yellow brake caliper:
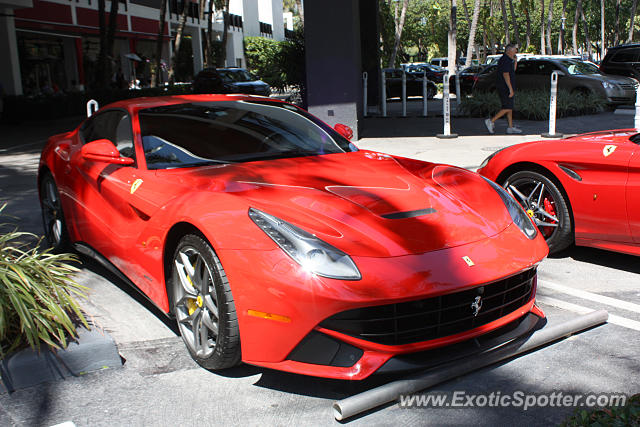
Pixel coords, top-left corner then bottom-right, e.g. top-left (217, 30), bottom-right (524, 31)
top-left (185, 274), bottom-right (200, 315)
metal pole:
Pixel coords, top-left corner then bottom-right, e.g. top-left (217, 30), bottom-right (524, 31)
top-left (333, 310), bottom-right (608, 421)
top-left (86, 100), bottom-right (99, 118)
top-left (401, 69), bottom-right (407, 117)
top-left (542, 70), bottom-right (563, 138)
top-left (363, 72), bottom-right (368, 118)
top-left (422, 70), bottom-right (428, 117)
top-left (381, 70), bottom-right (387, 118)
top-left (635, 82), bottom-right (640, 130)
top-left (437, 71), bottom-right (458, 138)
top-left (455, 73), bottom-right (461, 107)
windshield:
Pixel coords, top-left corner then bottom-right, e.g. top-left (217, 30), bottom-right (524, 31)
top-left (218, 69), bottom-right (255, 82)
top-left (560, 60), bottom-right (602, 75)
top-left (138, 101), bottom-right (357, 169)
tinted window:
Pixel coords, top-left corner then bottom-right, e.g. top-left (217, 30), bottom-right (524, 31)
top-left (561, 60), bottom-right (602, 75)
top-left (612, 48), bottom-right (640, 63)
top-left (138, 101), bottom-right (357, 170)
top-left (80, 110), bottom-right (135, 160)
top-left (515, 61), bottom-right (536, 74)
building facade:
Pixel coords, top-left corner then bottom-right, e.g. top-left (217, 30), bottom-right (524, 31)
top-left (0, 0), bottom-right (285, 96)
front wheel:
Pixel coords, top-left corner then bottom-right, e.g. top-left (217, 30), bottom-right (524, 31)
top-left (39, 173), bottom-right (70, 252)
top-left (171, 234), bottom-right (241, 370)
top-left (503, 171), bottom-right (573, 254)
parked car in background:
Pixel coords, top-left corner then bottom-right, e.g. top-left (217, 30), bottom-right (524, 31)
top-left (383, 68), bottom-right (437, 99)
top-left (193, 67), bottom-right (271, 96)
top-left (449, 65), bottom-right (484, 94)
top-left (430, 57), bottom-right (449, 68)
top-left (473, 57), bottom-right (638, 104)
top-left (600, 43), bottom-right (640, 80)
top-left (405, 63), bottom-right (446, 82)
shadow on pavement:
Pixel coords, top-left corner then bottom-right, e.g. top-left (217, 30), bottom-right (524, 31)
top-left (549, 245), bottom-right (640, 275)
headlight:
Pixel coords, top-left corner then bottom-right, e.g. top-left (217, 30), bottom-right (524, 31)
top-left (482, 177), bottom-right (538, 240)
top-left (478, 146), bottom-right (507, 170)
top-left (248, 208), bottom-right (362, 280)
top-left (602, 81), bottom-right (617, 90)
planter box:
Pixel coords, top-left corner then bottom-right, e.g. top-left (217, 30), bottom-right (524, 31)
top-left (0, 327), bottom-right (122, 393)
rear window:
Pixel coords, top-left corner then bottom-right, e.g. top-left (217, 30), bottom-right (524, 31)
top-left (611, 48), bottom-right (640, 63)
top-left (138, 101), bottom-right (357, 170)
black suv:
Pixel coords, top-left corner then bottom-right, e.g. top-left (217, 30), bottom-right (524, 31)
top-left (193, 68), bottom-right (271, 96)
top-left (600, 44), bottom-right (640, 80)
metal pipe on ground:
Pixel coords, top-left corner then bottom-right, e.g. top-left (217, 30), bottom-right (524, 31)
top-left (333, 310), bottom-right (608, 421)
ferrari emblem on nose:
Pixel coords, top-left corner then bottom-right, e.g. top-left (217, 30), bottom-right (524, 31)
top-left (462, 256), bottom-right (475, 267)
top-left (603, 145), bottom-right (617, 157)
top-left (471, 296), bottom-right (483, 317)
top-left (130, 178), bottom-right (143, 194)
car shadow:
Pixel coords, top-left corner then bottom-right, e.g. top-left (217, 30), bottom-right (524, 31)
top-left (549, 245), bottom-right (640, 275)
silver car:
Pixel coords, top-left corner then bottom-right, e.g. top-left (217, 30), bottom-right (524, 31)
top-left (474, 58), bottom-right (638, 104)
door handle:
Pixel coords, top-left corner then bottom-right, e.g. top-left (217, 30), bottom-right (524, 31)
top-left (55, 143), bottom-right (71, 161)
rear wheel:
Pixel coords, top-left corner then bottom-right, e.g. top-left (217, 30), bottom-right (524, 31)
top-left (39, 173), bottom-right (70, 252)
top-left (170, 234), bottom-right (241, 370)
top-left (503, 171), bottom-right (573, 254)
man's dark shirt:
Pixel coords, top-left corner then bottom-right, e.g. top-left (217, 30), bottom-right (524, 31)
top-left (496, 54), bottom-right (515, 93)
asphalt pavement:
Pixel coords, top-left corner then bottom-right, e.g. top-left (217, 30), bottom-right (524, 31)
top-left (0, 107), bottom-right (639, 426)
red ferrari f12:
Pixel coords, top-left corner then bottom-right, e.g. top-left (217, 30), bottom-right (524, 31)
top-left (39, 95), bottom-right (547, 379)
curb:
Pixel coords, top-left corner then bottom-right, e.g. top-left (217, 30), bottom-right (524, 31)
top-left (0, 327), bottom-right (122, 393)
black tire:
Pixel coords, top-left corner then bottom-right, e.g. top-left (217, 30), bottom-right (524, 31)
top-left (39, 172), bottom-right (70, 252)
top-left (170, 234), bottom-right (241, 370)
top-left (427, 84), bottom-right (437, 99)
top-left (503, 171), bottom-right (573, 254)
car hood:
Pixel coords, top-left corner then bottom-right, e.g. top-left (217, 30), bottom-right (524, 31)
top-left (191, 151), bottom-right (513, 257)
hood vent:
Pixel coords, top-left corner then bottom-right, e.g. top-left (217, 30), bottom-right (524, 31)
top-left (381, 208), bottom-right (437, 219)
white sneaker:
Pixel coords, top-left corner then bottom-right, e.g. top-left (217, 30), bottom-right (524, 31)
top-left (507, 126), bottom-right (523, 134)
top-left (485, 119), bottom-right (495, 134)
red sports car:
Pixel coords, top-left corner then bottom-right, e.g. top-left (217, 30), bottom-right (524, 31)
top-left (39, 95), bottom-right (547, 380)
top-left (478, 129), bottom-right (640, 255)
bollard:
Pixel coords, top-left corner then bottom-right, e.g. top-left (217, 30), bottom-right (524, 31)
top-left (542, 71), bottom-right (563, 138)
top-left (422, 70), bottom-right (428, 117)
top-left (381, 70), bottom-right (387, 118)
top-left (401, 69), bottom-right (407, 117)
top-left (363, 72), bottom-right (368, 118)
top-left (86, 99), bottom-right (99, 118)
top-left (437, 71), bottom-right (458, 138)
top-left (635, 82), bottom-right (640, 130)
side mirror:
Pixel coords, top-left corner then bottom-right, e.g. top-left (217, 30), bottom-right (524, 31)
top-left (81, 139), bottom-right (134, 165)
top-left (334, 123), bottom-right (353, 141)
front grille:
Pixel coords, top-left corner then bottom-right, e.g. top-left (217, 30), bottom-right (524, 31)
top-left (319, 268), bottom-right (536, 346)
top-left (618, 83), bottom-right (638, 90)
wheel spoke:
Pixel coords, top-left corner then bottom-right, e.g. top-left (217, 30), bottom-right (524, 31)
top-left (179, 306), bottom-right (201, 326)
top-left (536, 208), bottom-right (559, 223)
top-left (46, 182), bottom-right (58, 204)
top-left (179, 251), bottom-right (195, 277)
top-left (201, 310), bottom-right (218, 336)
top-left (527, 181), bottom-right (541, 203)
top-left (507, 185), bottom-right (528, 204)
top-left (536, 183), bottom-right (545, 207)
top-left (204, 295), bottom-right (218, 319)
top-left (534, 219), bottom-right (559, 227)
top-left (175, 259), bottom-right (198, 295)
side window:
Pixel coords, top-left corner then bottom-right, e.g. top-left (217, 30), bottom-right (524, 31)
top-left (612, 48), bottom-right (640, 63)
top-left (515, 61), bottom-right (534, 74)
top-left (80, 110), bottom-right (135, 161)
top-left (537, 61), bottom-right (558, 75)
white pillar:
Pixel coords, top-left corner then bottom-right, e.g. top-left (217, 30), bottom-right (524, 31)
top-left (0, 8), bottom-right (23, 95)
top-left (271, 0), bottom-right (285, 41)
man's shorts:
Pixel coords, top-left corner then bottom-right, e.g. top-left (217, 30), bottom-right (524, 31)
top-left (498, 87), bottom-right (514, 110)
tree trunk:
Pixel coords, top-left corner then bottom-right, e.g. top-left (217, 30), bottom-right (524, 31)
top-left (546, 0), bottom-right (554, 55)
top-left (500, 0), bottom-right (509, 45)
top-left (578, 0), bottom-right (592, 59)
top-left (465, 0), bottom-right (481, 67)
top-left (524, 1), bottom-right (532, 48)
top-left (206, 0), bottom-right (214, 66)
top-left (600, 0), bottom-right (605, 60)
top-left (97, 0), bottom-right (107, 88)
top-left (152, 0), bottom-right (168, 87)
top-left (169, 0), bottom-right (189, 84)
top-left (295, 0), bottom-right (303, 25)
top-left (448, 0), bottom-right (458, 76)
top-left (508, 0), bottom-right (521, 48)
top-left (388, 0), bottom-right (408, 67)
top-left (628, 0), bottom-right (639, 43)
top-left (540, 0), bottom-right (545, 54)
top-left (572, 0), bottom-right (580, 54)
top-left (614, 0), bottom-right (620, 46)
top-left (217, 0), bottom-right (230, 67)
top-left (557, 0), bottom-right (566, 55)
top-left (461, 0), bottom-right (470, 23)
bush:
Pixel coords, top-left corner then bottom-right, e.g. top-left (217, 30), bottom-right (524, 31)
top-left (458, 89), bottom-right (608, 120)
top-left (0, 207), bottom-right (88, 357)
top-left (561, 393), bottom-right (640, 426)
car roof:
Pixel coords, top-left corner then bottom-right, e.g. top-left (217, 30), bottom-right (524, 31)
top-left (96, 94), bottom-right (280, 113)
top-left (607, 43), bottom-right (640, 51)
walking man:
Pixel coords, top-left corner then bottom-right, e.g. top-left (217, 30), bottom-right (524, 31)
top-left (485, 44), bottom-right (522, 134)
